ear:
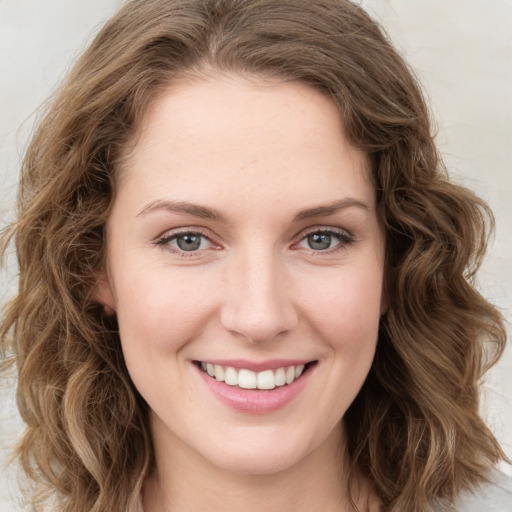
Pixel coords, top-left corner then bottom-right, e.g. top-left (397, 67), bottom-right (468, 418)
top-left (95, 266), bottom-right (116, 315)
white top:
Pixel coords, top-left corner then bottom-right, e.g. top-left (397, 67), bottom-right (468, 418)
top-left (455, 470), bottom-right (512, 511)
top-left (136, 470), bottom-right (512, 511)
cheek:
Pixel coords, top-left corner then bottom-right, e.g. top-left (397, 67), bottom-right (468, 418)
top-left (111, 269), bottom-right (220, 409)
top-left (113, 266), bottom-right (218, 356)
top-left (291, 266), bottom-right (383, 434)
top-left (301, 265), bottom-right (383, 348)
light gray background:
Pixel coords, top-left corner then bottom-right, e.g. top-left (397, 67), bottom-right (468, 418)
top-left (1, 1), bottom-right (511, 510)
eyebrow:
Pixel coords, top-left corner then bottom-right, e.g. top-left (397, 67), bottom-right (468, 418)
top-left (137, 200), bottom-right (229, 222)
top-left (292, 198), bottom-right (369, 221)
top-left (137, 197), bottom-right (368, 222)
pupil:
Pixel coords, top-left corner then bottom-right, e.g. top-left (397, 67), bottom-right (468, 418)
top-left (177, 234), bottom-right (201, 251)
top-left (308, 233), bottom-right (331, 250)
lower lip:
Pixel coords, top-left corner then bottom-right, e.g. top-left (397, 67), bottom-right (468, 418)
top-left (194, 364), bottom-right (314, 414)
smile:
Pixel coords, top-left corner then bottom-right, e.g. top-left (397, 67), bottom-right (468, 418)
top-left (194, 359), bottom-right (318, 413)
top-left (196, 361), bottom-right (316, 390)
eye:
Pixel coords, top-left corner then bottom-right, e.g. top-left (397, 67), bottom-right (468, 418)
top-left (296, 229), bottom-right (353, 252)
top-left (156, 230), bottom-right (216, 253)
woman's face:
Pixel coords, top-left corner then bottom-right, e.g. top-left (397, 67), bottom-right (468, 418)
top-left (98, 75), bottom-right (386, 475)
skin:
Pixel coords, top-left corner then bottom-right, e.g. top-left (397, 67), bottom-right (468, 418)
top-left (97, 74), bottom-right (385, 512)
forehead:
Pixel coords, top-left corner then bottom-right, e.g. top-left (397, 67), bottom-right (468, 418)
top-left (117, 74), bottom-right (374, 212)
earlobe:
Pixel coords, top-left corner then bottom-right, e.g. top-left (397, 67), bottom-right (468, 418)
top-left (94, 267), bottom-right (116, 315)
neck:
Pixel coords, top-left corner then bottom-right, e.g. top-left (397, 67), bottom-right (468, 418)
top-left (142, 420), bottom-right (377, 512)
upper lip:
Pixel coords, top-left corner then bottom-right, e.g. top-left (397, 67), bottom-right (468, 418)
top-left (194, 359), bottom-right (316, 372)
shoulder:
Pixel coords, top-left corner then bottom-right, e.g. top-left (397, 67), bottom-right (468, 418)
top-left (454, 470), bottom-right (512, 512)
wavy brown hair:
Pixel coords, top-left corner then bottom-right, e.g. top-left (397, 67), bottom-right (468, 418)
top-left (1, 0), bottom-right (507, 511)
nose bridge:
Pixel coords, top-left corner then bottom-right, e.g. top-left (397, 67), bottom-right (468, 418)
top-left (221, 243), bottom-right (297, 343)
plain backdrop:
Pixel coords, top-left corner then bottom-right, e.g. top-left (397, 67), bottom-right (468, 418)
top-left (1, 1), bottom-right (511, 510)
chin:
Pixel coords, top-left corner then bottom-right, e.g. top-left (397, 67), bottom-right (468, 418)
top-left (197, 424), bottom-right (334, 477)
top-left (209, 447), bottom-right (309, 476)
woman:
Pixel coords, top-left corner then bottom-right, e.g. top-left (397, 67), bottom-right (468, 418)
top-left (1, 0), bottom-right (511, 511)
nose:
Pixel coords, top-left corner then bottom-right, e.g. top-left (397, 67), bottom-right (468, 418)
top-left (220, 246), bottom-right (298, 344)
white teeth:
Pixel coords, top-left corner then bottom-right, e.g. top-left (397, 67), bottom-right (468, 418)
top-left (257, 369), bottom-right (276, 390)
top-left (285, 366), bottom-right (295, 385)
top-left (274, 367), bottom-right (286, 387)
top-left (200, 362), bottom-right (312, 389)
top-left (238, 369), bottom-right (257, 389)
top-left (224, 366), bottom-right (238, 386)
top-left (214, 365), bottom-right (224, 382)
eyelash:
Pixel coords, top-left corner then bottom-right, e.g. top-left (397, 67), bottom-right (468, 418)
top-left (154, 226), bottom-right (354, 257)
top-left (155, 228), bottom-right (219, 258)
top-left (293, 227), bottom-right (355, 254)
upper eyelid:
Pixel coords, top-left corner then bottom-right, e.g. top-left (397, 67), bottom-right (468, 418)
top-left (293, 225), bottom-right (353, 241)
top-left (300, 226), bottom-right (351, 235)
top-left (156, 226), bottom-right (216, 242)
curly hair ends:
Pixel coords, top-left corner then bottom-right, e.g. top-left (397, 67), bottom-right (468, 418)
top-left (0, 0), bottom-right (507, 511)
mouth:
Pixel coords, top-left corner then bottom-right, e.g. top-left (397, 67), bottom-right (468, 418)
top-left (194, 360), bottom-right (318, 391)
